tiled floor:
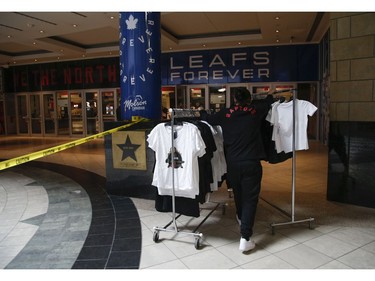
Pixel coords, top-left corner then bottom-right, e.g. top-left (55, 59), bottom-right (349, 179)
top-left (1, 136), bottom-right (375, 273)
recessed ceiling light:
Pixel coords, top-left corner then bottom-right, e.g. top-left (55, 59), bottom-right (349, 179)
top-left (276, 30), bottom-right (280, 33)
top-left (73, 24), bottom-right (78, 28)
top-left (275, 16), bottom-right (280, 20)
top-left (7, 35), bottom-right (12, 38)
top-left (39, 30), bottom-right (44, 34)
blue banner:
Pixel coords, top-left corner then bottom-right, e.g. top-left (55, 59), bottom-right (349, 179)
top-left (161, 44), bottom-right (318, 85)
top-left (119, 12), bottom-right (161, 120)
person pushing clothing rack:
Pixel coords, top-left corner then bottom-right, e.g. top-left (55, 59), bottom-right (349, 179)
top-left (200, 88), bottom-right (273, 253)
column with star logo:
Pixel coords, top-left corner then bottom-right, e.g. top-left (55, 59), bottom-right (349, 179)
top-left (119, 12), bottom-right (161, 121)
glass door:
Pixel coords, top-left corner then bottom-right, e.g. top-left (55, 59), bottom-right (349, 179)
top-left (116, 88), bottom-right (121, 121)
top-left (43, 93), bottom-right (57, 135)
top-left (176, 85), bottom-right (187, 109)
top-left (57, 91), bottom-right (69, 135)
top-left (187, 85), bottom-right (207, 109)
top-left (101, 90), bottom-right (115, 124)
top-left (85, 91), bottom-right (98, 135)
top-left (16, 94), bottom-right (29, 134)
top-left (209, 85), bottom-right (226, 113)
top-left (161, 86), bottom-right (175, 120)
top-left (70, 92), bottom-right (83, 136)
top-left (0, 100), bottom-right (4, 135)
top-left (30, 94), bottom-right (41, 135)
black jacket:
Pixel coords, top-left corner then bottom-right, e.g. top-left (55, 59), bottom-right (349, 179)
top-left (201, 95), bottom-right (273, 164)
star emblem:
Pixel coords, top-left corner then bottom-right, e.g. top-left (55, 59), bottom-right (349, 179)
top-left (117, 135), bottom-right (141, 161)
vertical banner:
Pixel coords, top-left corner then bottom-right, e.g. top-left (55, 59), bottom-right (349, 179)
top-left (119, 12), bottom-right (161, 121)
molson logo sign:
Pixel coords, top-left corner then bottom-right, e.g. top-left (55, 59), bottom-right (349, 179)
top-left (123, 94), bottom-right (147, 112)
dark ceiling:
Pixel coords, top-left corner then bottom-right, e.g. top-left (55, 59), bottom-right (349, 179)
top-left (0, 12), bottom-right (330, 67)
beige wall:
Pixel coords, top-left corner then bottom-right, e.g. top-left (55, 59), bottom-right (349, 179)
top-left (330, 12), bottom-right (375, 121)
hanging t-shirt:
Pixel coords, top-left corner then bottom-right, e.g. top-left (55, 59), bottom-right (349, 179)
top-left (147, 122), bottom-right (206, 199)
top-left (268, 99), bottom-right (317, 153)
top-left (264, 101), bottom-right (293, 163)
top-left (200, 122), bottom-right (227, 191)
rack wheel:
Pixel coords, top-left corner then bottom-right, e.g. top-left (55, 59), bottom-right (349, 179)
top-left (153, 230), bottom-right (159, 242)
top-left (221, 204), bottom-right (226, 215)
top-left (309, 220), bottom-right (314, 230)
top-left (194, 237), bottom-right (200, 249)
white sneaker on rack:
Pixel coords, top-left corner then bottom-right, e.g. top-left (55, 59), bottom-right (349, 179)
top-left (239, 237), bottom-right (255, 252)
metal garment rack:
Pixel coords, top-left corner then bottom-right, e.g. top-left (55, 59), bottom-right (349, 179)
top-left (152, 108), bottom-right (225, 249)
top-left (269, 89), bottom-right (315, 234)
top-left (254, 89), bottom-right (315, 234)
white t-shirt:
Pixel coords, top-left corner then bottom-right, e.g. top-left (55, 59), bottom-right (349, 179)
top-left (147, 122), bottom-right (206, 199)
top-left (267, 99), bottom-right (317, 153)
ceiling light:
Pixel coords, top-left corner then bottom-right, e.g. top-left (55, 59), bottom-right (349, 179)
top-left (275, 16), bottom-right (280, 20)
top-left (218, 87), bottom-right (226, 92)
top-left (276, 30), bottom-right (280, 33)
top-left (39, 30), bottom-right (44, 34)
top-left (73, 24), bottom-right (78, 28)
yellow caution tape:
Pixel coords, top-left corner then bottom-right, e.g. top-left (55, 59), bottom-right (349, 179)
top-left (0, 117), bottom-right (149, 171)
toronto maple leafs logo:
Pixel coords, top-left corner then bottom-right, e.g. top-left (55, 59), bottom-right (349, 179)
top-left (165, 147), bottom-right (184, 169)
top-left (126, 15), bottom-right (138, 30)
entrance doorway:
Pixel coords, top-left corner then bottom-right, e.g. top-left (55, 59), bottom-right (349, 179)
top-left (85, 91), bottom-right (98, 135)
top-left (43, 93), bottom-right (57, 135)
top-left (15, 93), bottom-right (42, 135)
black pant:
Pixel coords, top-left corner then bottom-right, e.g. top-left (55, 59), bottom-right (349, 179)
top-left (226, 160), bottom-right (262, 240)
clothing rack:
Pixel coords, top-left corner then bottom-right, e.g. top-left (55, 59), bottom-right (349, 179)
top-left (269, 89), bottom-right (315, 234)
top-left (152, 108), bottom-right (226, 249)
top-left (255, 89), bottom-right (314, 234)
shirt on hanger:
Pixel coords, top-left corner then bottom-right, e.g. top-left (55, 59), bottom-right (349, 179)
top-left (147, 122), bottom-right (206, 199)
top-left (267, 99), bottom-right (317, 153)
